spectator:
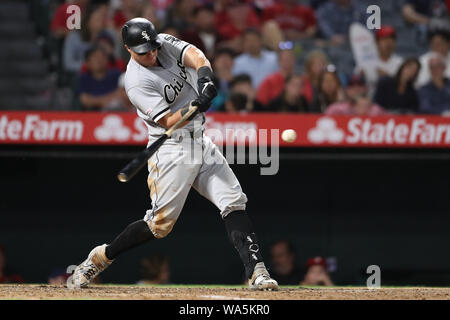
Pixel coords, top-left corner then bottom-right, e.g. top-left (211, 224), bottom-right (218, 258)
top-left (403, 0), bottom-right (450, 45)
top-left (358, 26), bottom-right (404, 97)
top-left (161, 25), bottom-right (181, 38)
top-left (181, 5), bottom-right (217, 58)
top-left (63, 3), bottom-right (112, 73)
top-left (300, 257), bottom-right (334, 286)
top-left (141, 1), bottom-right (161, 31)
top-left (416, 31), bottom-right (450, 87)
top-left (374, 58), bottom-right (421, 114)
top-left (269, 240), bottom-right (303, 285)
top-left (228, 74), bottom-right (262, 112)
top-left (301, 50), bottom-right (330, 104)
top-left (0, 244), bottom-right (24, 284)
top-left (256, 44), bottom-right (296, 107)
top-left (113, 0), bottom-right (150, 32)
top-left (402, 0), bottom-right (449, 25)
top-left (418, 53), bottom-right (450, 114)
top-left (316, 0), bottom-right (365, 46)
top-left (48, 268), bottom-right (70, 285)
top-left (261, 0), bottom-right (317, 40)
top-left (165, 0), bottom-right (198, 32)
top-left (267, 74), bottom-right (309, 112)
top-left (81, 31), bottom-right (127, 73)
top-left (137, 254), bottom-right (170, 285)
top-left (214, 0), bottom-right (261, 51)
top-left (78, 46), bottom-right (126, 111)
top-left (325, 74), bottom-right (386, 115)
top-left (50, 0), bottom-right (90, 38)
top-left (211, 48), bottom-right (235, 111)
top-left (252, 0), bottom-right (276, 11)
top-left (310, 70), bottom-right (345, 113)
top-left (309, 0), bottom-right (329, 10)
top-left (232, 28), bottom-right (279, 89)
top-left (224, 92), bottom-right (248, 113)
top-left (149, 0), bottom-right (175, 23)
top-left (375, 26), bottom-right (404, 80)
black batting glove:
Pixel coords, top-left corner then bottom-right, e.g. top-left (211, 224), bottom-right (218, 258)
top-left (193, 66), bottom-right (218, 112)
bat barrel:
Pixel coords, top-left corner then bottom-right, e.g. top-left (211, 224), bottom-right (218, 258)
top-left (116, 134), bottom-right (169, 183)
top-left (117, 156), bottom-right (148, 183)
top-left (117, 172), bottom-right (130, 183)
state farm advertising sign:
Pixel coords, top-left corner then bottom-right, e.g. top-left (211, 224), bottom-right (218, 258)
top-left (1, 112), bottom-right (450, 148)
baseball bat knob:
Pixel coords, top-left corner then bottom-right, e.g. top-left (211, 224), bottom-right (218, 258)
top-left (117, 173), bottom-right (129, 183)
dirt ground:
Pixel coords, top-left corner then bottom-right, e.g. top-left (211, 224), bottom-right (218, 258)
top-left (0, 284), bottom-right (449, 300)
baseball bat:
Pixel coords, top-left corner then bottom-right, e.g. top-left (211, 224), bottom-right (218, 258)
top-left (117, 102), bottom-right (198, 183)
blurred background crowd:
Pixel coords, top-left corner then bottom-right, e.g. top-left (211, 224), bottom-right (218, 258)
top-left (1, 0), bottom-right (449, 115)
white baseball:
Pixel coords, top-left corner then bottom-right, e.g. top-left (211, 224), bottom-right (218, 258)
top-left (281, 129), bottom-right (297, 143)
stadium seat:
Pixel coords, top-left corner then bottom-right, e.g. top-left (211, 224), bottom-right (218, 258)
top-left (0, 2), bottom-right (29, 21)
top-left (0, 22), bottom-right (35, 40)
top-left (0, 61), bottom-right (48, 78)
top-left (0, 0), bottom-right (52, 110)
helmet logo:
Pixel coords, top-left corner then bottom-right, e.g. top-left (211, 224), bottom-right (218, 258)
top-left (141, 31), bottom-right (151, 41)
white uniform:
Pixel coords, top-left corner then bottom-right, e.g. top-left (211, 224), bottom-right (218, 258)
top-left (124, 34), bottom-right (247, 239)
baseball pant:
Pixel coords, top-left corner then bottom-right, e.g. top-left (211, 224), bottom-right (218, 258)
top-left (143, 131), bottom-right (248, 238)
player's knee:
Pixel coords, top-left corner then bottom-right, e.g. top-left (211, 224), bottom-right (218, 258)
top-left (146, 215), bottom-right (177, 239)
top-left (221, 193), bottom-right (248, 218)
top-left (149, 220), bottom-right (176, 238)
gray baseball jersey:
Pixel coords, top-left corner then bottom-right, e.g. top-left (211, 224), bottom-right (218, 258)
top-left (124, 33), bottom-right (205, 139)
top-left (123, 34), bottom-right (247, 239)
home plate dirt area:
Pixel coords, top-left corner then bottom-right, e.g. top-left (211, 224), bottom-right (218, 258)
top-left (0, 285), bottom-right (449, 300)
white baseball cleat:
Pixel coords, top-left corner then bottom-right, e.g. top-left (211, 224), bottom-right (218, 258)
top-left (67, 244), bottom-right (113, 289)
top-left (249, 262), bottom-right (279, 291)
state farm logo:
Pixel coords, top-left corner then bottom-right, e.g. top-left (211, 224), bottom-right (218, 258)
top-left (94, 115), bottom-right (131, 142)
top-left (0, 114), bottom-right (83, 141)
top-left (308, 117), bottom-right (345, 144)
top-left (307, 117), bottom-right (450, 145)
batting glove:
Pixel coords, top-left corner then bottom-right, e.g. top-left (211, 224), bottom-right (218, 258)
top-left (193, 66), bottom-right (217, 112)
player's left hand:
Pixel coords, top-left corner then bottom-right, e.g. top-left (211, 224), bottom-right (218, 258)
top-left (194, 67), bottom-right (218, 112)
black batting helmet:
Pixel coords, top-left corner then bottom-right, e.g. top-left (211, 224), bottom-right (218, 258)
top-left (122, 18), bottom-right (162, 54)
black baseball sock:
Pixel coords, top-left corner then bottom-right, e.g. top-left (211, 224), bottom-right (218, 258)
top-left (105, 220), bottom-right (155, 260)
top-left (224, 210), bottom-right (264, 280)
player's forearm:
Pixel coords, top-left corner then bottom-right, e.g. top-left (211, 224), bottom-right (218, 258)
top-left (80, 93), bottom-right (103, 109)
top-left (183, 46), bottom-right (212, 72)
top-left (166, 109), bottom-right (185, 127)
top-left (157, 109), bottom-right (189, 129)
top-left (402, 5), bottom-right (429, 24)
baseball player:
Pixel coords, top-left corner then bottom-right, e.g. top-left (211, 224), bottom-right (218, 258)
top-left (69, 18), bottom-right (278, 290)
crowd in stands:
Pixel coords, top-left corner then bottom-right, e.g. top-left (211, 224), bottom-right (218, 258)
top-left (266, 239), bottom-right (335, 286)
top-left (25, 0), bottom-right (450, 115)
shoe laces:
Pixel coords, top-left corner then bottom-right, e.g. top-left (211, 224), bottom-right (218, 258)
top-left (81, 263), bottom-right (99, 280)
top-left (256, 272), bottom-right (272, 282)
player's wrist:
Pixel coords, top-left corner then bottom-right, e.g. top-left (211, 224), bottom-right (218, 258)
top-left (180, 106), bottom-right (198, 121)
top-left (196, 66), bottom-right (217, 113)
top-left (197, 66), bottom-right (213, 80)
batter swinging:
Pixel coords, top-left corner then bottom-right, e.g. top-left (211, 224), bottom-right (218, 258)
top-left (69, 18), bottom-right (278, 291)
